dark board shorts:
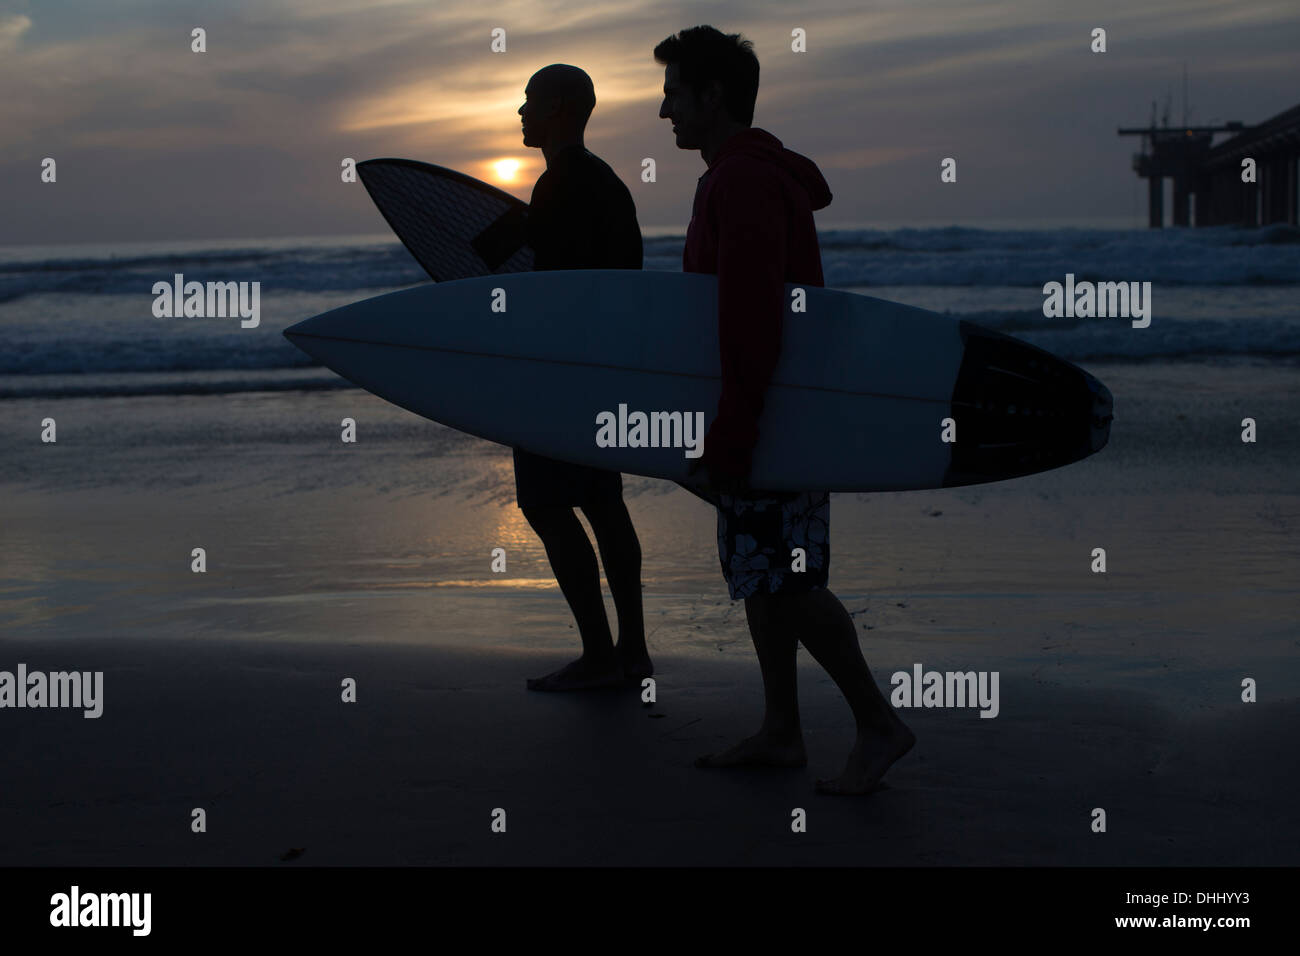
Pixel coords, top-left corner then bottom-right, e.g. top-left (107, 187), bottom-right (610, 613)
top-left (715, 490), bottom-right (830, 600)
top-left (513, 447), bottom-right (624, 510)
top-left (680, 484), bottom-right (831, 600)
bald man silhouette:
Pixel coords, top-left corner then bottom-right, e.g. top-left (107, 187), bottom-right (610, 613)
top-left (514, 65), bottom-right (650, 691)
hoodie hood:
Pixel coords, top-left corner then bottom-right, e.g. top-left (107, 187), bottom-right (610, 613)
top-left (710, 127), bottom-right (833, 211)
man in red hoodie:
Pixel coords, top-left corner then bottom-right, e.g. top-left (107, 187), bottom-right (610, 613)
top-left (655, 26), bottom-right (914, 794)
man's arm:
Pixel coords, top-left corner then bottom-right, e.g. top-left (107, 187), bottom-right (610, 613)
top-left (706, 162), bottom-right (788, 482)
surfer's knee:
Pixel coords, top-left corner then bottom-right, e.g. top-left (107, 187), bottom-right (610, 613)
top-left (580, 496), bottom-right (633, 531)
top-left (521, 504), bottom-right (577, 536)
top-left (747, 588), bottom-right (818, 632)
top-left (743, 591), bottom-right (781, 628)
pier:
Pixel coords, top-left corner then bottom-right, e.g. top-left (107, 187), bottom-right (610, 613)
top-left (1119, 102), bottom-right (1300, 227)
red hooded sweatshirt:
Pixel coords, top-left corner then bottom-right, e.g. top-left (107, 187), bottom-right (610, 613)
top-left (683, 127), bottom-right (832, 481)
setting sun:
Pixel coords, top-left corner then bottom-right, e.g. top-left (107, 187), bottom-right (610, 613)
top-left (492, 158), bottom-right (522, 183)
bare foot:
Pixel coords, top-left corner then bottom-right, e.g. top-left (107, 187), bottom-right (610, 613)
top-left (526, 657), bottom-right (624, 692)
top-left (815, 719), bottom-right (916, 795)
top-left (616, 642), bottom-right (653, 682)
top-left (695, 731), bottom-right (807, 769)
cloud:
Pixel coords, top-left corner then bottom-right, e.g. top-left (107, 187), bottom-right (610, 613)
top-left (2, 0), bottom-right (1297, 242)
top-left (816, 146), bottom-right (930, 170)
top-left (0, 14), bottom-right (31, 51)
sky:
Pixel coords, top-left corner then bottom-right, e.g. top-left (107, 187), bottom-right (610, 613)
top-left (2, 0), bottom-right (1298, 244)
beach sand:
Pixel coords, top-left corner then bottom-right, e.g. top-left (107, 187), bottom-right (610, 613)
top-left (1, 359), bottom-right (1297, 865)
top-left (2, 635), bottom-right (1296, 866)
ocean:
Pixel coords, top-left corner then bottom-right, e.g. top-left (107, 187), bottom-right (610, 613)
top-left (1, 225), bottom-right (1297, 708)
top-left (1, 224), bottom-right (1298, 403)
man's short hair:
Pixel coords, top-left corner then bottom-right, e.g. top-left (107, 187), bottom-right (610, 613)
top-left (567, 74), bottom-right (596, 124)
top-left (535, 64), bottom-right (595, 124)
top-left (653, 25), bottom-right (759, 125)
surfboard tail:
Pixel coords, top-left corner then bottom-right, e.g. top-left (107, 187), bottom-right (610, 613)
top-left (942, 323), bottom-right (1114, 488)
top-left (1087, 374), bottom-right (1114, 454)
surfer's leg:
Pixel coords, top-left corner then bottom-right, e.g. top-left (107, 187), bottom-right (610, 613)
top-left (695, 590), bottom-right (807, 768)
top-left (695, 494), bottom-right (807, 769)
top-left (520, 504), bottom-right (623, 691)
top-left (787, 588), bottom-right (915, 794)
top-left (581, 495), bottom-right (651, 680)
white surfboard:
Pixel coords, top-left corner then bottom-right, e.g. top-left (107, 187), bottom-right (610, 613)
top-left (284, 270), bottom-right (1112, 492)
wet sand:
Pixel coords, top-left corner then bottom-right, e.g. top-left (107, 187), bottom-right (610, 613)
top-left (1, 359), bottom-right (1297, 864)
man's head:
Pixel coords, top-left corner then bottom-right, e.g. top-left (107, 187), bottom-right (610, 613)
top-left (655, 26), bottom-right (758, 150)
top-left (519, 64), bottom-right (596, 148)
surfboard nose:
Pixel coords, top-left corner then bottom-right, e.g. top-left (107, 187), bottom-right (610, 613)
top-left (1087, 374), bottom-right (1113, 453)
top-left (283, 314), bottom-right (333, 362)
top-left (283, 307), bottom-right (356, 355)
top-left (283, 316), bottom-right (313, 342)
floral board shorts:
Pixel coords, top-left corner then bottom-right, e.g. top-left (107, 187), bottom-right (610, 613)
top-left (713, 490), bottom-right (830, 600)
